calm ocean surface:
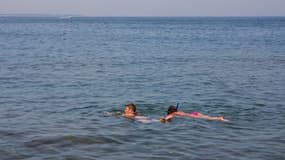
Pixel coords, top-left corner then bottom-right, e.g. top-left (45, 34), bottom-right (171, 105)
top-left (0, 17), bottom-right (285, 160)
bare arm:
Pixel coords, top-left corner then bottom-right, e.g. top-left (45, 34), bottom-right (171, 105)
top-left (197, 114), bottom-right (225, 121)
top-left (160, 114), bottom-right (174, 122)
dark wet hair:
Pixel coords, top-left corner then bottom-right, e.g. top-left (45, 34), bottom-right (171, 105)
top-left (167, 105), bottom-right (177, 115)
top-left (125, 103), bottom-right (136, 112)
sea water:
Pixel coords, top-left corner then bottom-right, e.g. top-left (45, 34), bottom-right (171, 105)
top-left (0, 17), bottom-right (285, 160)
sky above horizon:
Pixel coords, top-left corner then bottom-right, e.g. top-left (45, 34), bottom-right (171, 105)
top-left (1, 0), bottom-right (285, 17)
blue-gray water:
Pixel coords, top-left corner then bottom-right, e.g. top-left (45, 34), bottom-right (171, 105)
top-left (0, 17), bottom-right (285, 160)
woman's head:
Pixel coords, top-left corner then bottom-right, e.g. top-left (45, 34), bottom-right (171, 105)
top-left (167, 105), bottom-right (177, 115)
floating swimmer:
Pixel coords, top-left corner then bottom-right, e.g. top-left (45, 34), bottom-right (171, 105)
top-left (160, 105), bottom-right (226, 122)
top-left (122, 103), bottom-right (158, 123)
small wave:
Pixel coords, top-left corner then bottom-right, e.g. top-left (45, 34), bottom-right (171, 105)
top-left (64, 105), bottom-right (98, 113)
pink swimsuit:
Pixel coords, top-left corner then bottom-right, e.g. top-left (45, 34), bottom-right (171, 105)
top-left (190, 112), bottom-right (199, 116)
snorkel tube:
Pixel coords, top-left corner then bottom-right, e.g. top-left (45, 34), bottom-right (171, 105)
top-left (176, 103), bottom-right (180, 110)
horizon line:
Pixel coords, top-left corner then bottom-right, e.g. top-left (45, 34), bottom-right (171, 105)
top-left (1, 14), bottom-right (285, 18)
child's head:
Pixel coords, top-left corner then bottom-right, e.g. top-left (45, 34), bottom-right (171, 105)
top-left (167, 105), bottom-right (177, 115)
top-left (124, 103), bottom-right (137, 114)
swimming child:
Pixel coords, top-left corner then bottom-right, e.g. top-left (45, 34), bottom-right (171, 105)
top-left (160, 105), bottom-right (225, 122)
top-left (122, 103), bottom-right (137, 118)
top-left (122, 103), bottom-right (157, 123)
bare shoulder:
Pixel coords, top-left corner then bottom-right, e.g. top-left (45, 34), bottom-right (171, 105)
top-left (175, 111), bottom-right (187, 116)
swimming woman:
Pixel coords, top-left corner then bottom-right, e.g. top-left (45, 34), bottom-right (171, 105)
top-left (160, 105), bottom-right (225, 122)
